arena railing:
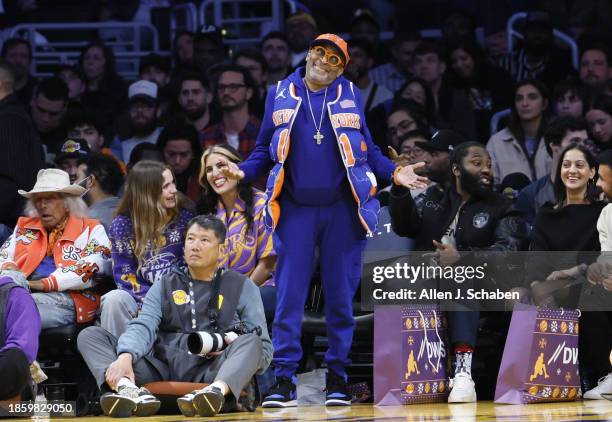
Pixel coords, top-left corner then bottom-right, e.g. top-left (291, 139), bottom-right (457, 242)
top-left (170, 2), bottom-right (199, 35)
top-left (506, 12), bottom-right (579, 70)
top-left (9, 22), bottom-right (164, 80)
top-left (198, 0), bottom-right (296, 48)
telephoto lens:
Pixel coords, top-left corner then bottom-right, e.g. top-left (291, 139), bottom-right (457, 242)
top-left (187, 331), bottom-right (228, 355)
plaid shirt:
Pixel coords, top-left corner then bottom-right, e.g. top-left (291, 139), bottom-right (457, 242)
top-left (201, 115), bottom-right (261, 159)
top-left (368, 63), bottom-right (407, 94)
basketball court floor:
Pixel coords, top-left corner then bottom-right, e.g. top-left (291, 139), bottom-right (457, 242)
top-left (63, 400), bottom-right (612, 421)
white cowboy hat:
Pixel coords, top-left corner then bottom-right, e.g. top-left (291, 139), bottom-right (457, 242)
top-left (18, 168), bottom-right (86, 198)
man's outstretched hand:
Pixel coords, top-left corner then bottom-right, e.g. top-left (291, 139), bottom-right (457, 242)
top-left (395, 162), bottom-right (429, 189)
top-left (220, 160), bottom-right (245, 180)
top-left (388, 146), bottom-right (411, 167)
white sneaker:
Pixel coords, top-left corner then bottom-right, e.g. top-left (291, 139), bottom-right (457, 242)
top-left (584, 373), bottom-right (612, 400)
top-left (447, 402), bottom-right (477, 421)
top-left (448, 373), bottom-right (477, 403)
top-left (176, 391), bottom-right (197, 417)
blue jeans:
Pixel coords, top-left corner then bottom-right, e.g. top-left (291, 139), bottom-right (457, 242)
top-left (0, 224), bottom-right (12, 246)
top-left (32, 292), bottom-right (75, 329)
top-left (259, 286), bottom-right (276, 323)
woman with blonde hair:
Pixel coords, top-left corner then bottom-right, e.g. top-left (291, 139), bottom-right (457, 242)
top-left (104, 161), bottom-right (194, 336)
top-left (197, 145), bottom-right (276, 319)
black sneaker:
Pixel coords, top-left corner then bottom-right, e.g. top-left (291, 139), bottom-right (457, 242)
top-left (325, 370), bottom-right (352, 406)
top-left (262, 376), bottom-right (297, 408)
top-left (100, 385), bottom-right (160, 418)
top-left (191, 385), bottom-right (225, 417)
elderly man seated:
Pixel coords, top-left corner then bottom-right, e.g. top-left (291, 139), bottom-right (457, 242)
top-left (77, 215), bottom-right (271, 418)
top-left (0, 168), bottom-right (112, 328)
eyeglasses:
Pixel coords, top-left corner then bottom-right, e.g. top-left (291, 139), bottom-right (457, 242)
top-left (309, 46), bottom-right (343, 67)
top-left (387, 119), bottom-right (416, 138)
top-left (567, 137), bottom-right (589, 144)
top-left (400, 146), bottom-right (426, 158)
top-left (217, 83), bottom-right (246, 93)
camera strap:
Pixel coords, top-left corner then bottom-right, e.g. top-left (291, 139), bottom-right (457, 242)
top-left (207, 268), bottom-right (223, 333)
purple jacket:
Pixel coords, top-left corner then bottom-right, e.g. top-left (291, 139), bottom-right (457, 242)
top-left (0, 276), bottom-right (40, 363)
top-left (108, 208), bottom-right (195, 305)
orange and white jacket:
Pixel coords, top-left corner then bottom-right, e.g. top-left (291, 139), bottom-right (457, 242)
top-left (0, 215), bottom-right (112, 323)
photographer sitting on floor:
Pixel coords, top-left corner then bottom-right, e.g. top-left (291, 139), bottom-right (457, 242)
top-left (77, 215), bottom-right (272, 418)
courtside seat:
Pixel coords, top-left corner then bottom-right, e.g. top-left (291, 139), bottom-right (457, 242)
top-left (37, 274), bottom-right (115, 415)
top-left (38, 324), bottom-right (86, 357)
top-left (37, 323), bottom-right (100, 415)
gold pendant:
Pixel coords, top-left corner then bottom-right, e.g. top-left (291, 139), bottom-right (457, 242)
top-left (314, 131), bottom-right (324, 145)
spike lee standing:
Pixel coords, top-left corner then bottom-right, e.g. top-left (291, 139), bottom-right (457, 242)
top-left (221, 34), bottom-right (428, 407)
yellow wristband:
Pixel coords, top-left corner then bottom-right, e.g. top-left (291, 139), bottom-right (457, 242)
top-left (392, 166), bottom-right (402, 186)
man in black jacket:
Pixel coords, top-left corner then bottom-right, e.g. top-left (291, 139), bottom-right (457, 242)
top-left (0, 61), bottom-right (44, 228)
top-left (390, 141), bottom-right (527, 403)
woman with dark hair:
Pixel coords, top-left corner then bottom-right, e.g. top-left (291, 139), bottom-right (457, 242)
top-left (173, 31), bottom-right (194, 69)
top-left (487, 79), bottom-right (551, 184)
top-left (447, 40), bottom-right (513, 142)
top-left (397, 77), bottom-right (437, 127)
top-left (78, 41), bottom-right (128, 127)
top-left (527, 143), bottom-right (603, 306)
top-left (197, 144), bottom-right (276, 319)
top-left (105, 161), bottom-right (194, 336)
top-left (586, 94), bottom-right (612, 148)
top-left (367, 82), bottom-right (433, 156)
top-left (551, 143), bottom-right (600, 206)
top-left (385, 99), bottom-right (430, 151)
top-left (157, 119), bottom-right (203, 202)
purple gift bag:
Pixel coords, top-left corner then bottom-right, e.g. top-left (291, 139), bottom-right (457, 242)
top-left (374, 305), bottom-right (449, 405)
top-left (495, 303), bottom-right (581, 404)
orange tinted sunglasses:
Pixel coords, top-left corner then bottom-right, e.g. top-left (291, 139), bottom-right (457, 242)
top-left (309, 46), bottom-right (343, 67)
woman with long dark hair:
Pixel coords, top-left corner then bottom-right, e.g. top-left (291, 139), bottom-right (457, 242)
top-left (396, 77), bottom-right (437, 126)
top-left (527, 143), bottom-right (603, 307)
top-left (78, 41), bottom-right (128, 127)
top-left (487, 79), bottom-right (551, 184)
top-left (173, 30), bottom-right (194, 69)
top-left (447, 40), bottom-right (513, 142)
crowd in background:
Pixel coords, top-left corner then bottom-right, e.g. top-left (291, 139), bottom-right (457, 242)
top-left (0, 0), bottom-right (611, 410)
